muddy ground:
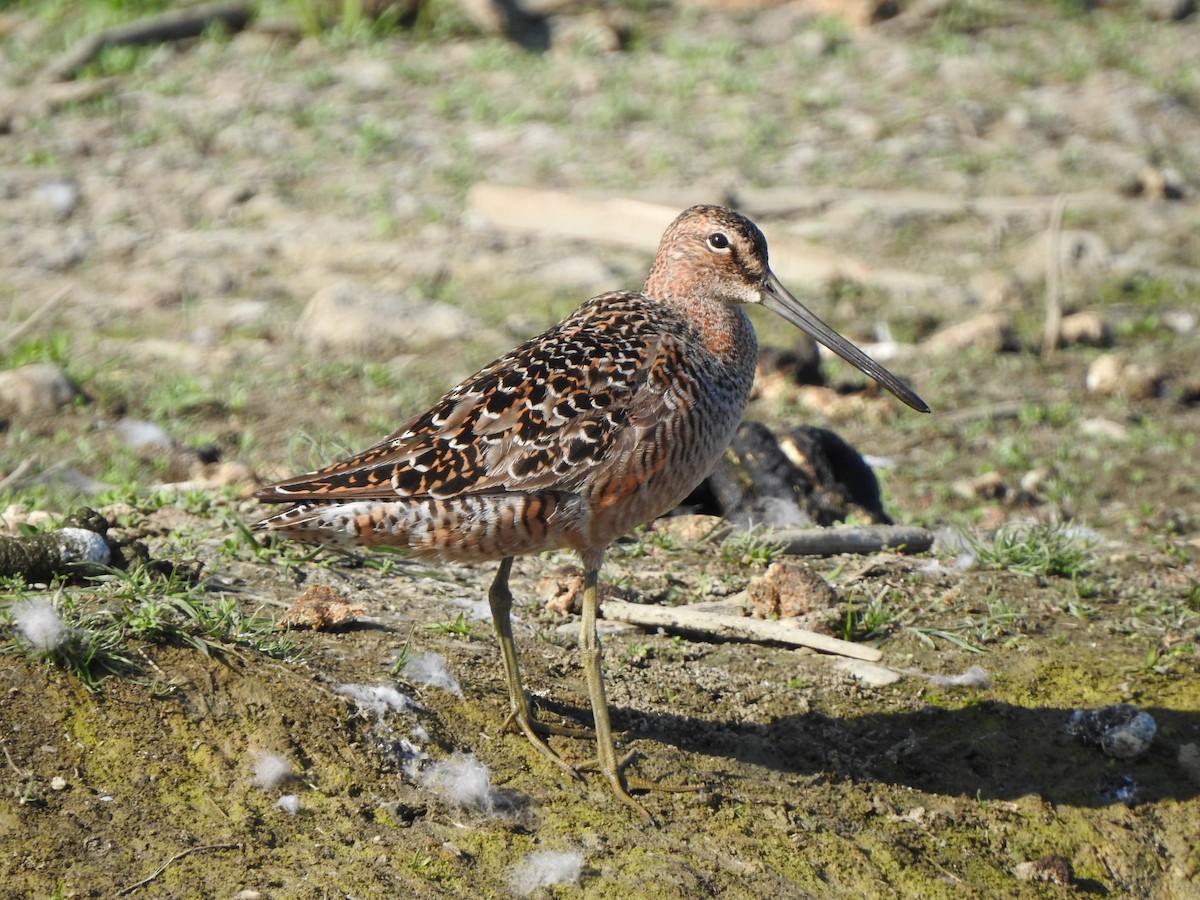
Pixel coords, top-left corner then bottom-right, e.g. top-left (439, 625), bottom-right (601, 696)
top-left (1, 1), bottom-right (1199, 897)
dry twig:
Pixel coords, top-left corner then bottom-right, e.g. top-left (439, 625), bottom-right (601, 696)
top-left (117, 843), bottom-right (240, 896)
top-left (0, 286), bottom-right (71, 352)
top-left (602, 600), bottom-right (883, 662)
top-left (1041, 193), bottom-right (1068, 359)
top-left (44, 1), bottom-right (253, 81)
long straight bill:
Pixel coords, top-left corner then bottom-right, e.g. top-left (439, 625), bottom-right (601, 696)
top-left (761, 270), bottom-right (930, 413)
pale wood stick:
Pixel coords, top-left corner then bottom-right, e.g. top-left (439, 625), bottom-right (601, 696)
top-left (602, 600), bottom-right (883, 662)
top-left (1041, 193), bottom-right (1067, 359)
top-left (0, 286), bottom-right (71, 352)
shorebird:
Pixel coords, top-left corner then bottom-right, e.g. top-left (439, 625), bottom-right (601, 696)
top-left (254, 205), bottom-right (928, 820)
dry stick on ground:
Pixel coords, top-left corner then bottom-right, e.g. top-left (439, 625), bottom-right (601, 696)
top-left (43, 0), bottom-right (253, 81)
top-left (1041, 193), bottom-right (1068, 359)
top-left (770, 525), bottom-right (933, 557)
top-left (602, 600), bottom-right (883, 662)
top-left (0, 458), bottom-right (35, 493)
top-left (117, 843), bottom-right (241, 897)
top-left (0, 286), bottom-right (71, 353)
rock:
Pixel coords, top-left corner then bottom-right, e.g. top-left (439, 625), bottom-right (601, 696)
top-left (1018, 467), bottom-right (1051, 501)
top-left (748, 560), bottom-right (838, 619)
top-left (0, 506), bottom-right (55, 535)
top-left (921, 313), bottom-right (1017, 354)
top-left (1162, 309), bottom-right (1198, 335)
top-left (1058, 311), bottom-right (1111, 347)
top-left (1122, 166), bottom-right (1186, 200)
top-left (968, 271), bottom-right (1023, 310)
top-left (1140, 0), bottom-right (1196, 20)
top-left (539, 566), bottom-right (634, 615)
top-left (0, 363), bottom-right (82, 416)
top-left (30, 177), bottom-right (80, 220)
top-left (1067, 704), bottom-right (1156, 759)
top-left (651, 514), bottom-right (730, 544)
top-left (1014, 855), bottom-right (1074, 886)
top-left (112, 419), bottom-right (175, 451)
top-left (1078, 417), bottom-right (1129, 442)
top-left (1014, 230), bottom-right (1111, 288)
top-left (294, 281), bottom-right (479, 355)
top-left (548, 12), bottom-right (625, 54)
top-left (450, 0), bottom-right (548, 48)
top-left (279, 584), bottom-right (367, 631)
top-left (1085, 353), bottom-right (1124, 395)
top-left (1085, 353), bottom-right (1163, 399)
top-left (952, 471), bottom-right (1006, 501)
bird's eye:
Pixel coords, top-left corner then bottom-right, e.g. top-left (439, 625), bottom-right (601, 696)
top-left (706, 232), bottom-right (730, 251)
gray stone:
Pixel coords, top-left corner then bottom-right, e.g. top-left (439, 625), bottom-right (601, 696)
top-left (294, 281), bottom-right (479, 355)
top-left (1014, 229), bottom-right (1112, 288)
top-left (0, 364), bottom-right (82, 416)
top-left (31, 178), bottom-right (80, 219)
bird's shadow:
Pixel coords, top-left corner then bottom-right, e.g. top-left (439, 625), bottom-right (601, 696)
top-left (606, 700), bottom-right (1200, 808)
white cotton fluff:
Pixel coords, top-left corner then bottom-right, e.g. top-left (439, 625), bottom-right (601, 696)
top-left (508, 850), bottom-right (585, 896)
top-left (927, 666), bottom-right (993, 690)
top-left (13, 599), bottom-right (67, 653)
top-left (336, 683), bottom-right (421, 717)
top-left (420, 753), bottom-right (501, 813)
top-left (922, 529), bottom-right (976, 573)
top-left (275, 794), bottom-right (300, 815)
top-left (403, 652), bottom-right (462, 696)
top-left (251, 753), bottom-right (294, 789)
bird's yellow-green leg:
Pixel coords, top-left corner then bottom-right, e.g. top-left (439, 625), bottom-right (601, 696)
top-left (488, 557), bottom-right (583, 780)
top-left (577, 558), bottom-right (659, 822)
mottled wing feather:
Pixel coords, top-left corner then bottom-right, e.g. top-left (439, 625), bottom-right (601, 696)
top-left (255, 292), bottom-right (684, 505)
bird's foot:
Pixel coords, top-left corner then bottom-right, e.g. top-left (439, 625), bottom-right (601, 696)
top-left (501, 707), bottom-right (585, 781)
top-left (577, 750), bottom-right (705, 825)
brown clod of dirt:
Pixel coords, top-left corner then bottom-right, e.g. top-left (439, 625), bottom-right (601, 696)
top-left (279, 584), bottom-right (366, 630)
top-left (748, 560), bottom-right (838, 619)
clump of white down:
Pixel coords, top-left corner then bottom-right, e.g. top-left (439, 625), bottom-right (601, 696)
top-left (402, 652), bottom-right (462, 696)
top-left (419, 752), bottom-right (505, 814)
top-left (336, 683), bottom-right (421, 717)
top-left (251, 753), bottom-right (295, 790)
top-left (13, 599), bottom-right (67, 653)
top-left (508, 850), bottom-right (585, 896)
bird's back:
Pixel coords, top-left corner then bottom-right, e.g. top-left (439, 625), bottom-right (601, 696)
top-left (254, 288), bottom-right (758, 561)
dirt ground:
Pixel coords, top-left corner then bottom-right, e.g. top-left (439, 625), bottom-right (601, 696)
top-left (2, 1), bottom-right (1199, 897)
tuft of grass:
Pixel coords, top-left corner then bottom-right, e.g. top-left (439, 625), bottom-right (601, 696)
top-left (967, 523), bottom-right (1096, 579)
top-left (421, 610), bottom-right (482, 640)
top-left (2, 565), bottom-right (296, 692)
top-left (719, 527), bottom-right (785, 567)
top-left (842, 587), bottom-right (897, 642)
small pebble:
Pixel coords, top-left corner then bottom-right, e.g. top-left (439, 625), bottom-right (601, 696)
top-left (50, 776), bottom-right (68, 791)
top-left (1014, 854), bottom-right (1074, 885)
